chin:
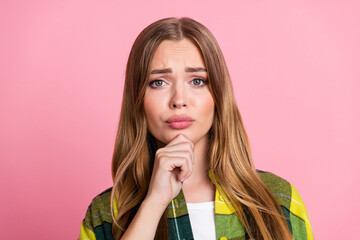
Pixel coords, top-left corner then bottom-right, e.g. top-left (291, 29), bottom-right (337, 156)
top-left (151, 126), bottom-right (210, 147)
top-left (157, 131), bottom-right (193, 144)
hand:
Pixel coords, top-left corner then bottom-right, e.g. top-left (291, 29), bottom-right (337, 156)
top-left (145, 134), bottom-right (194, 208)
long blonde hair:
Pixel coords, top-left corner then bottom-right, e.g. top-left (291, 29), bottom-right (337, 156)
top-left (111, 17), bottom-right (293, 240)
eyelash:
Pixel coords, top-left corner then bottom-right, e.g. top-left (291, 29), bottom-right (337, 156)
top-left (149, 78), bottom-right (208, 88)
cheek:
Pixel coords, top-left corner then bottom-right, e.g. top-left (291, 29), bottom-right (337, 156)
top-left (198, 94), bottom-right (215, 120)
top-left (144, 92), bottom-right (163, 127)
top-left (144, 97), bottom-right (155, 123)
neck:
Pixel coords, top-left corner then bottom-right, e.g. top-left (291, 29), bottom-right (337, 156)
top-left (188, 135), bottom-right (210, 183)
top-left (182, 135), bottom-right (215, 202)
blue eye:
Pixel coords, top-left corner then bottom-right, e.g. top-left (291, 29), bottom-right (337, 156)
top-left (191, 78), bottom-right (207, 86)
top-left (149, 79), bottom-right (165, 87)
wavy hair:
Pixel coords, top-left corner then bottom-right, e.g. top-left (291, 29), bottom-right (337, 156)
top-left (110, 17), bottom-right (293, 240)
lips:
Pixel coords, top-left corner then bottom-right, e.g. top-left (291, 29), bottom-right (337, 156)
top-left (165, 115), bottom-right (194, 129)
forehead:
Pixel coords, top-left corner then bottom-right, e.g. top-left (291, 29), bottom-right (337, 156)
top-left (151, 39), bottom-right (205, 69)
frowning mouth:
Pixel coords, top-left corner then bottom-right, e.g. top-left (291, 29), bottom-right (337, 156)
top-left (165, 115), bottom-right (194, 129)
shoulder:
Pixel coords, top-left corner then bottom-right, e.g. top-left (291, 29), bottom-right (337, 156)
top-left (79, 187), bottom-right (115, 240)
top-left (257, 170), bottom-right (292, 207)
top-left (88, 187), bottom-right (113, 213)
top-left (257, 170), bottom-right (314, 240)
top-left (85, 187), bottom-right (114, 226)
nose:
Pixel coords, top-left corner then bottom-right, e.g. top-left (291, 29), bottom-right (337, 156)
top-left (169, 83), bottom-right (187, 109)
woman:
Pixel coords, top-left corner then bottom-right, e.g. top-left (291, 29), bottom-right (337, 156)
top-left (79, 17), bottom-right (313, 240)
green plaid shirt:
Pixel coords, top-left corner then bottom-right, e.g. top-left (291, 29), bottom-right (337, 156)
top-left (79, 171), bottom-right (313, 240)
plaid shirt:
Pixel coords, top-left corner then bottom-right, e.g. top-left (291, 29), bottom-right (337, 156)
top-left (79, 171), bottom-right (313, 240)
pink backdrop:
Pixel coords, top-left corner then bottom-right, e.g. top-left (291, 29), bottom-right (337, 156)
top-left (1, 1), bottom-right (359, 239)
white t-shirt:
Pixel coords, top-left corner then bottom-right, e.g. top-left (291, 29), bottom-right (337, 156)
top-left (186, 201), bottom-right (216, 240)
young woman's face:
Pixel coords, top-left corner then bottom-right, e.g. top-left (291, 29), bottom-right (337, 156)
top-left (144, 39), bottom-right (215, 147)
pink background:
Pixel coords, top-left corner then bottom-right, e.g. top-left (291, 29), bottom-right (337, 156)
top-left (1, 1), bottom-right (359, 239)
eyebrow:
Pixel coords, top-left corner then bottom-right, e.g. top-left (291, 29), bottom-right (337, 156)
top-left (150, 67), bottom-right (207, 74)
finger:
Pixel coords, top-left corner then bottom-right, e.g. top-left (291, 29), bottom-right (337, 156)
top-left (172, 158), bottom-right (189, 183)
top-left (155, 149), bottom-right (193, 182)
top-left (156, 141), bottom-right (194, 164)
top-left (156, 151), bottom-right (192, 159)
top-left (167, 134), bottom-right (194, 150)
top-left (158, 142), bottom-right (193, 156)
top-left (160, 157), bottom-right (190, 182)
top-left (158, 150), bottom-right (194, 169)
top-left (156, 147), bottom-right (194, 168)
top-left (160, 151), bottom-right (193, 179)
top-left (156, 147), bottom-right (192, 162)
